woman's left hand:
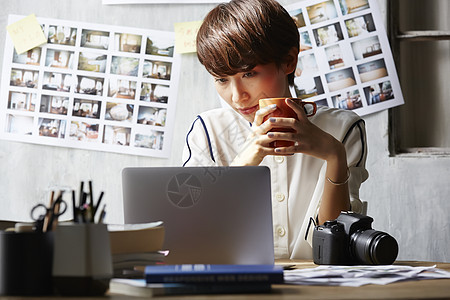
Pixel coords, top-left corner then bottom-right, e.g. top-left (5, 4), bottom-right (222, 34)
top-left (267, 98), bottom-right (344, 163)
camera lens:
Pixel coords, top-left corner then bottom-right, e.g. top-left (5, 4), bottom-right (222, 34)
top-left (350, 229), bottom-right (398, 265)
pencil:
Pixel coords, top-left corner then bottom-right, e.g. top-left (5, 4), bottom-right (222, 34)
top-left (42, 190), bottom-right (55, 232)
top-left (51, 191), bottom-right (63, 231)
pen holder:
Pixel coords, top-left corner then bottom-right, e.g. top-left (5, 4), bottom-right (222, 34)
top-left (0, 231), bottom-right (54, 296)
top-left (52, 223), bottom-right (112, 296)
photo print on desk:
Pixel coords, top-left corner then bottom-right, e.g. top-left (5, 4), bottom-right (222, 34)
top-left (0, 15), bottom-right (180, 157)
top-left (287, 0), bottom-right (404, 116)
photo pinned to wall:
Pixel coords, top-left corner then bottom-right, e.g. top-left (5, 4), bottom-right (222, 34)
top-left (287, 0), bottom-right (404, 116)
top-left (0, 15), bottom-right (180, 157)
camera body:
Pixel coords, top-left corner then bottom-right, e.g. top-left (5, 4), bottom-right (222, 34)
top-left (313, 211), bottom-right (398, 265)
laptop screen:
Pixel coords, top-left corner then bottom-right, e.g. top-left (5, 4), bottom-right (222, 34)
top-left (122, 166), bottom-right (274, 265)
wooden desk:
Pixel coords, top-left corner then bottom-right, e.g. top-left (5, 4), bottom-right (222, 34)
top-left (1, 261), bottom-right (449, 299)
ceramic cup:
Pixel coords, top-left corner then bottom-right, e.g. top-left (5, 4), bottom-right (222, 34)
top-left (259, 97), bottom-right (317, 148)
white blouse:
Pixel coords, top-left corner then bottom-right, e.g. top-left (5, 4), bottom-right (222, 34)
top-left (182, 105), bottom-right (369, 259)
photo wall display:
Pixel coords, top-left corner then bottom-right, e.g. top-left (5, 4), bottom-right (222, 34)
top-left (287, 0), bottom-right (404, 116)
top-left (0, 15), bottom-right (180, 157)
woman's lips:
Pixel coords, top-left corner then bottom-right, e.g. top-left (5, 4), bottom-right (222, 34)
top-left (238, 104), bottom-right (259, 115)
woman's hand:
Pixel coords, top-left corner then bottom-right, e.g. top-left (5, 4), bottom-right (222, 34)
top-left (231, 104), bottom-right (280, 166)
top-left (267, 98), bottom-right (344, 162)
top-left (266, 99), bottom-right (350, 223)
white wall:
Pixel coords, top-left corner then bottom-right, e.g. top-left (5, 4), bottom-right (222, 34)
top-left (0, 0), bottom-right (448, 263)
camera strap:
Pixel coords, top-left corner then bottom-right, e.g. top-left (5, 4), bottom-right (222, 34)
top-left (304, 216), bottom-right (317, 241)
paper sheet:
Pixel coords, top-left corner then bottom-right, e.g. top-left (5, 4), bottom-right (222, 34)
top-left (174, 21), bottom-right (203, 54)
top-left (6, 14), bottom-right (46, 54)
top-left (284, 265), bottom-right (450, 287)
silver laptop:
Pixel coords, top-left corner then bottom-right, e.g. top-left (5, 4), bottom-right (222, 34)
top-left (122, 166), bottom-right (274, 265)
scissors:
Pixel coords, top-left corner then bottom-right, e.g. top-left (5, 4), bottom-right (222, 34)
top-left (31, 196), bottom-right (67, 232)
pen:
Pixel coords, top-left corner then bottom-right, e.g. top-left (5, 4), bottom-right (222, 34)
top-left (89, 180), bottom-right (94, 222)
top-left (93, 191), bottom-right (104, 219)
top-left (72, 189), bottom-right (77, 223)
top-left (79, 181), bottom-right (85, 206)
top-left (98, 204), bottom-right (106, 223)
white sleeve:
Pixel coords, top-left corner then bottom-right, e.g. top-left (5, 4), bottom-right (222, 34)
top-left (343, 119), bottom-right (369, 214)
top-left (182, 116), bottom-right (217, 167)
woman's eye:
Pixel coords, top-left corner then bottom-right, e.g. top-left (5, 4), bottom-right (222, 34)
top-left (243, 71), bottom-right (256, 78)
top-left (215, 78), bottom-right (227, 83)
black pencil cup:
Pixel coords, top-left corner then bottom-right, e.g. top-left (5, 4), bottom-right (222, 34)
top-left (0, 230), bottom-right (54, 296)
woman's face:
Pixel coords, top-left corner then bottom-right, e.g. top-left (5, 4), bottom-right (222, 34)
top-left (213, 63), bottom-right (293, 122)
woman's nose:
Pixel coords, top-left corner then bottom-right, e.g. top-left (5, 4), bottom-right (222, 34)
top-left (231, 81), bottom-right (248, 103)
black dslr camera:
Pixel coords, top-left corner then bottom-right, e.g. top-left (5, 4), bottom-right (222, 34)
top-left (312, 211), bottom-right (398, 265)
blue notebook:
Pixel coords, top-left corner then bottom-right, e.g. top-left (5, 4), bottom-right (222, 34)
top-left (110, 279), bottom-right (272, 297)
top-left (145, 264), bottom-right (284, 284)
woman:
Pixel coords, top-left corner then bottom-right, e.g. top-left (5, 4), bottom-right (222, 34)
top-left (182, 0), bottom-right (368, 259)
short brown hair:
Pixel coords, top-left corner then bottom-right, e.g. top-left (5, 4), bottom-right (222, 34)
top-left (196, 0), bottom-right (299, 85)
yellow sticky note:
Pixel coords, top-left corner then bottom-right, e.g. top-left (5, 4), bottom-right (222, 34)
top-left (174, 20), bottom-right (203, 54)
top-left (7, 14), bottom-right (47, 54)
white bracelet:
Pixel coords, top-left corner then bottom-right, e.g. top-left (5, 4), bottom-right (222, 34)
top-left (326, 168), bottom-right (350, 186)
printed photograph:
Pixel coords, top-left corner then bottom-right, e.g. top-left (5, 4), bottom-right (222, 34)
top-left (110, 56), bottom-right (139, 76)
top-left (38, 118), bottom-right (66, 138)
top-left (5, 114), bottom-right (33, 135)
top-left (47, 25), bottom-right (77, 46)
top-left (102, 125), bottom-right (131, 146)
top-left (299, 31), bottom-right (313, 51)
top-left (78, 52), bottom-right (107, 73)
top-left (134, 131), bottom-right (164, 150)
top-left (345, 13), bottom-right (376, 38)
top-left (142, 59), bottom-right (172, 80)
top-left (296, 53), bottom-right (319, 75)
top-left (325, 44), bottom-right (345, 70)
top-left (325, 67), bottom-right (357, 92)
top-left (137, 106), bottom-right (167, 126)
top-left (12, 48), bottom-right (41, 65)
top-left (72, 99), bottom-right (101, 119)
top-left (43, 72), bottom-right (72, 92)
top-left (331, 89), bottom-right (363, 110)
top-left (75, 75), bottom-right (104, 95)
top-left (115, 33), bottom-right (142, 53)
top-left (313, 23), bottom-right (344, 47)
top-left (40, 95), bottom-right (69, 115)
top-left (294, 75), bottom-right (325, 99)
top-left (81, 30), bottom-right (110, 50)
top-left (145, 36), bottom-right (174, 57)
top-left (10, 68), bottom-right (39, 88)
top-left (108, 78), bottom-right (136, 99)
top-left (8, 91), bottom-right (37, 111)
top-left (290, 8), bottom-right (306, 28)
top-left (338, 0), bottom-right (370, 15)
top-left (363, 80), bottom-right (394, 105)
top-left (357, 58), bottom-right (388, 83)
top-left (306, 0), bottom-right (338, 25)
top-left (351, 36), bottom-right (382, 60)
top-left (105, 102), bottom-right (134, 123)
top-left (69, 122), bottom-right (99, 142)
top-left (315, 98), bottom-right (329, 107)
top-left (45, 49), bottom-right (74, 69)
top-left (140, 82), bottom-right (169, 103)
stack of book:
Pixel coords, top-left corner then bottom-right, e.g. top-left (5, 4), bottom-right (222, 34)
top-left (109, 264), bottom-right (284, 297)
top-left (108, 222), bottom-right (165, 278)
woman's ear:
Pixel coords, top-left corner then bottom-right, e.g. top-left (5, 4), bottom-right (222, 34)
top-left (283, 47), bottom-right (299, 75)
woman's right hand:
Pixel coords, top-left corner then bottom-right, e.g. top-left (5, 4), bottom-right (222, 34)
top-left (231, 104), bottom-right (279, 166)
